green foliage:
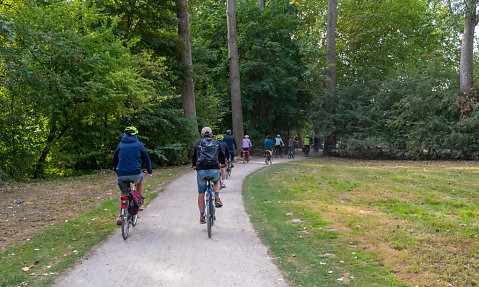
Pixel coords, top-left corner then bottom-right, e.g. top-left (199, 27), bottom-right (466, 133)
top-left (238, 0), bottom-right (308, 136)
top-left (0, 168), bottom-right (9, 182)
top-left (303, 0), bottom-right (474, 160)
top-left (191, 0), bottom-right (309, 143)
top-left (0, 0), bottom-right (195, 179)
top-left (325, 57), bottom-right (479, 160)
top-left (127, 104), bottom-right (197, 166)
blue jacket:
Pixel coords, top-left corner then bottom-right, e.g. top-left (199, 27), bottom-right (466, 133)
top-left (264, 139), bottom-right (274, 151)
top-left (223, 135), bottom-right (237, 152)
top-left (113, 135), bottom-right (152, 176)
top-left (219, 140), bottom-right (228, 154)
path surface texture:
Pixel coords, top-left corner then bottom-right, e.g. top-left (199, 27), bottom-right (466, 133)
top-left (55, 154), bottom-right (302, 287)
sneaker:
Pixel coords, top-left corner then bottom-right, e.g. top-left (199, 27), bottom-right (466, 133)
top-left (116, 215), bottom-right (122, 225)
top-left (200, 216), bottom-right (206, 224)
top-left (215, 198), bottom-right (223, 208)
top-left (139, 205), bottom-right (145, 211)
top-left (221, 182), bottom-right (226, 189)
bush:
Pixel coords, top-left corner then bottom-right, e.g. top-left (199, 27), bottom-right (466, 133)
top-left (0, 168), bottom-right (9, 183)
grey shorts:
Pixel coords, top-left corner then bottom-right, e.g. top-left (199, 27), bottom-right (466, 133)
top-left (117, 173), bottom-right (144, 194)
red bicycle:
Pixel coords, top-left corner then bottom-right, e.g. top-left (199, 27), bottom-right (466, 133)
top-left (120, 182), bottom-right (143, 240)
top-left (241, 149), bottom-right (250, 163)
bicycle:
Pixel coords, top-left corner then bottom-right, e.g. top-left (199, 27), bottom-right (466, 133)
top-left (225, 160), bottom-right (232, 178)
top-left (120, 182), bottom-right (143, 240)
top-left (303, 146), bottom-right (310, 157)
top-left (203, 176), bottom-right (216, 238)
top-left (274, 146), bottom-right (284, 158)
top-left (241, 149), bottom-right (250, 164)
top-left (288, 146), bottom-right (295, 159)
top-left (264, 150), bottom-right (273, 165)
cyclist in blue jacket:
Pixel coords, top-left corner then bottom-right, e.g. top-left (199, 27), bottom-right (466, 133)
top-left (216, 134), bottom-right (229, 189)
top-left (223, 130), bottom-right (237, 166)
top-left (264, 135), bottom-right (274, 153)
top-left (113, 126), bottom-right (152, 225)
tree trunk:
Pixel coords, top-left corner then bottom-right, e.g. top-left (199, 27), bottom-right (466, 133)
top-left (227, 0), bottom-right (244, 147)
top-left (460, 0), bottom-right (476, 92)
top-left (324, 0), bottom-right (338, 155)
top-left (34, 122), bottom-right (69, 178)
top-left (176, 0), bottom-right (198, 132)
top-left (34, 123), bottom-right (56, 179)
top-left (257, 0), bottom-right (264, 9)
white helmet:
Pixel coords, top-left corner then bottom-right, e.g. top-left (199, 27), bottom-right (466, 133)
top-left (245, 135), bottom-right (249, 138)
top-left (277, 134), bottom-right (280, 137)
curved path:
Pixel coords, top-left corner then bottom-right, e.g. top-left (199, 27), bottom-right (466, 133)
top-left (55, 154), bottom-right (302, 287)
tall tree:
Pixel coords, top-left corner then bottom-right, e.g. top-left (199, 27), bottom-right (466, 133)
top-left (323, 0), bottom-right (337, 155)
top-left (460, 0), bottom-right (476, 91)
top-left (226, 0), bottom-right (244, 145)
top-left (257, 0), bottom-right (265, 9)
top-left (176, 0), bottom-right (198, 131)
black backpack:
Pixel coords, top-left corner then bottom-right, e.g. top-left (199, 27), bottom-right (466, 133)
top-left (197, 137), bottom-right (219, 166)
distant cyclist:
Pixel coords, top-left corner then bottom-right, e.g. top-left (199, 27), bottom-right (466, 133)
top-left (113, 126), bottom-right (152, 225)
top-left (192, 127), bottom-right (226, 224)
top-left (294, 136), bottom-right (300, 149)
top-left (274, 134), bottom-right (284, 156)
top-left (242, 135), bottom-right (252, 158)
top-left (314, 136), bottom-right (320, 152)
top-left (216, 134), bottom-right (228, 188)
top-left (288, 136), bottom-right (295, 156)
top-left (223, 130), bottom-right (237, 166)
top-left (264, 135), bottom-right (274, 157)
top-left (303, 135), bottom-right (311, 152)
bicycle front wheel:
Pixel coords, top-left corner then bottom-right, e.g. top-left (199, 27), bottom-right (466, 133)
top-left (132, 213), bottom-right (138, 227)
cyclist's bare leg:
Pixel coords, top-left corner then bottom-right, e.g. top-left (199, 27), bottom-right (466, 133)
top-left (135, 181), bottom-right (144, 197)
top-left (213, 181), bottom-right (220, 194)
top-left (220, 167), bottom-right (226, 180)
top-left (198, 192), bottom-right (206, 214)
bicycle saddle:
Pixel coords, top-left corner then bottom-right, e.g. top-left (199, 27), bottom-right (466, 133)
top-left (203, 176), bottom-right (215, 181)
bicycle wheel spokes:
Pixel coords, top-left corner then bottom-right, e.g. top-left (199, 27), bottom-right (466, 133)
top-left (132, 213), bottom-right (138, 227)
top-left (207, 192), bottom-right (213, 238)
top-left (121, 198), bottom-right (130, 239)
top-left (121, 213), bottom-right (130, 240)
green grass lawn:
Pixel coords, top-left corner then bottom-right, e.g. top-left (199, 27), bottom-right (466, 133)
top-left (243, 157), bottom-right (479, 287)
top-left (0, 166), bottom-right (189, 287)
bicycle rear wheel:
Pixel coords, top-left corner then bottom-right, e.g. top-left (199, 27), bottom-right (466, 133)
top-left (226, 164), bottom-right (232, 178)
top-left (121, 203), bottom-right (130, 240)
top-left (207, 192), bottom-right (213, 238)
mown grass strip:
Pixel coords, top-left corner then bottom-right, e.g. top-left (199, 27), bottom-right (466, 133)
top-left (243, 158), bottom-right (479, 287)
top-left (0, 166), bottom-right (189, 287)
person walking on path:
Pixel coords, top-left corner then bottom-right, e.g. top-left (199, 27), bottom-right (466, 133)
top-left (192, 127), bottom-right (226, 223)
top-left (113, 126), bottom-right (152, 225)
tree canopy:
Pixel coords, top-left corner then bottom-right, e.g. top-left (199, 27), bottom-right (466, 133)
top-left (1, 0), bottom-right (479, 179)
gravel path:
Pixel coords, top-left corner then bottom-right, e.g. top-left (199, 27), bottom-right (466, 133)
top-left (55, 154), bottom-right (300, 287)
